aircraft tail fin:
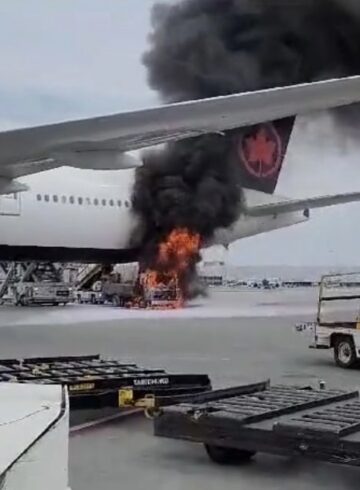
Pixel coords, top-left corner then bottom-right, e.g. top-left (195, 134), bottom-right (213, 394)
top-left (234, 117), bottom-right (295, 194)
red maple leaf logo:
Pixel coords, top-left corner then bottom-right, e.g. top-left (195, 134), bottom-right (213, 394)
top-left (240, 125), bottom-right (281, 178)
top-left (246, 129), bottom-right (276, 166)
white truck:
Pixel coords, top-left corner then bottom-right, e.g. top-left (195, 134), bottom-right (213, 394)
top-left (296, 272), bottom-right (360, 368)
top-left (101, 270), bottom-right (181, 309)
top-left (10, 282), bottom-right (74, 306)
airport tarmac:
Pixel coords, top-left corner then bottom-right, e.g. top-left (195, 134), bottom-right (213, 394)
top-left (0, 288), bottom-right (319, 327)
top-left (1, 289), bottom-right (359, 489)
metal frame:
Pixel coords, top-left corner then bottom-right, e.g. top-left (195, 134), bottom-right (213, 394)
top-left (155, 381), bottom-right (360, 466)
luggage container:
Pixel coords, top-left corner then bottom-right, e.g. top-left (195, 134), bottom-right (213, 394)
top-left (0, 354), bottom-right (211, 411)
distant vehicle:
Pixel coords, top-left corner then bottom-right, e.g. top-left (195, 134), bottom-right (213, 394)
top-left (268, 278), bottom-right (281, 288)
top-left (247, 280), bottom-right (260, 288)
top-left (76, 290), bottom-right (104, 305)
top-left (11, 282), bottom-right (74, 306)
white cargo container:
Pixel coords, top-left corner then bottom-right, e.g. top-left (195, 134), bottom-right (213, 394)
top-left (296, 272), bottom-right (360, 368)
top-left (0, 383), bottom-right (70, 489)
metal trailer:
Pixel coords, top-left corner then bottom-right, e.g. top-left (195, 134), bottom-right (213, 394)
top-left (0, 354), bottom-right (211, 412)
top-left (296, 271), bottom-right (360, 368)
top-left (154, 380), bottom-right (360, 467)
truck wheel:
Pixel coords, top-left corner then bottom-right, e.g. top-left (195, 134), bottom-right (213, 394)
top-left (18, 296), bottom-right (27, 307)
top-left (334, 336), bottom-right (357, 368)
top-left (204, 444), bottom-right (255, 465)
top-left (144, 408), bottom-right (162, 419)
top-left (112, 295), bottom-right (121, 307)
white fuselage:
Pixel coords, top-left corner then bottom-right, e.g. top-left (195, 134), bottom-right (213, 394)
top-left (0, 166), bottom-right (307, 263)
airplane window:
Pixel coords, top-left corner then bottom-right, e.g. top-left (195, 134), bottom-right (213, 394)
top-left (86, 197), bottom-right (91, 206)
top-left (94, 198), bottom-right (99, 206)
top-left (78, 197), bottom-right (83, 205)
top-left (109, 199), bottom-right (114, 207)
top-left (44, 194), bottom-right (50, 202)
top-left (125, 200), bottom-right (130, 208)
top-left (101, 199), bottom-right (106, 206)
top-left (69, 196), bottom-right (75, 204)
top-left (117, 200), bottom-right (122, 207)
top-left (61, 196), bottom-right (67, 204)
top-left (53, 195), bottom-right (58, 203)
top-left (36, 194), bottom-right (42, 201)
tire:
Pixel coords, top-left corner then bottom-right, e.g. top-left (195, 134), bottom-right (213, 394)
top-left (334, 336), bottom-right (357, 368)
top-left (204, 444), bottom-right (255, 465)
top-left (112, 295), bottom-right (121, 307)
top-left (18, 296), bottom-right (27, 307)
top-left (144, 408), bottom-right (162, 419)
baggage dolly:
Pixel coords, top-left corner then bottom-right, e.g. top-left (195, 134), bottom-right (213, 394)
top-left (154, 380), bottom-right (360, 467)
top-left (0, 354), bottom-right (211, 411)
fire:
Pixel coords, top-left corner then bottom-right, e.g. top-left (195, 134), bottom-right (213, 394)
top-left (136, 228), bottom-right (200, 309)
top-left (158, 228), bottom-right (201, 272)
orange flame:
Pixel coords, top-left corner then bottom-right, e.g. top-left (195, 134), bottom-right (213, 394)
top-left (158, 228), bottom-right (200, 271)
top-left (134, 228), bottom-right (200, 309)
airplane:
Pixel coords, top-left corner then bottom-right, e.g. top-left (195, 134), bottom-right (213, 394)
top-left (1, 75), bottom-right (360, 263)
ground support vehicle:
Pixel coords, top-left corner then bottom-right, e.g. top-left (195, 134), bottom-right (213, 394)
top-left (296, 272), bottom-right (360, 368)
top-left (154, 379), bottom-right (360, 467)
top-left (0, 354), bottom-right (211, 410)
top-left (11, 281), bottom-right (73, 306)
top-left (76, 289), bottom-right (104, 304)
top-left (102, 276), bottom-right (181, 309)
top-left (102, 281), bottom-right (135, 306)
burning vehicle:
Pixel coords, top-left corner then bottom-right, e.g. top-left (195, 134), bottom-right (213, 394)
top-left (129, 228), bottom-right (200, 309)
top-left (100, 229), bottom-right (198, 309)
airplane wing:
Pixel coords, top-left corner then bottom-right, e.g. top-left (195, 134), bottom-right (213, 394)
top-left (246, 191), bottom-right (360, 217)
top-left (1, 75), bottom-right (360, 190)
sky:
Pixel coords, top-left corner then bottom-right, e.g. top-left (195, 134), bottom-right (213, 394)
top-left (1, 0), bottom-right (360, 267)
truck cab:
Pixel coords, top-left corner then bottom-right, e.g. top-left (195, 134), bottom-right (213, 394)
top-left (144, 285), bottom-right (181, 309)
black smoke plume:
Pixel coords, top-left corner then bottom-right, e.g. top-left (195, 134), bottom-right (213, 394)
top-left (131, 0), bottom-right (360, 296)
